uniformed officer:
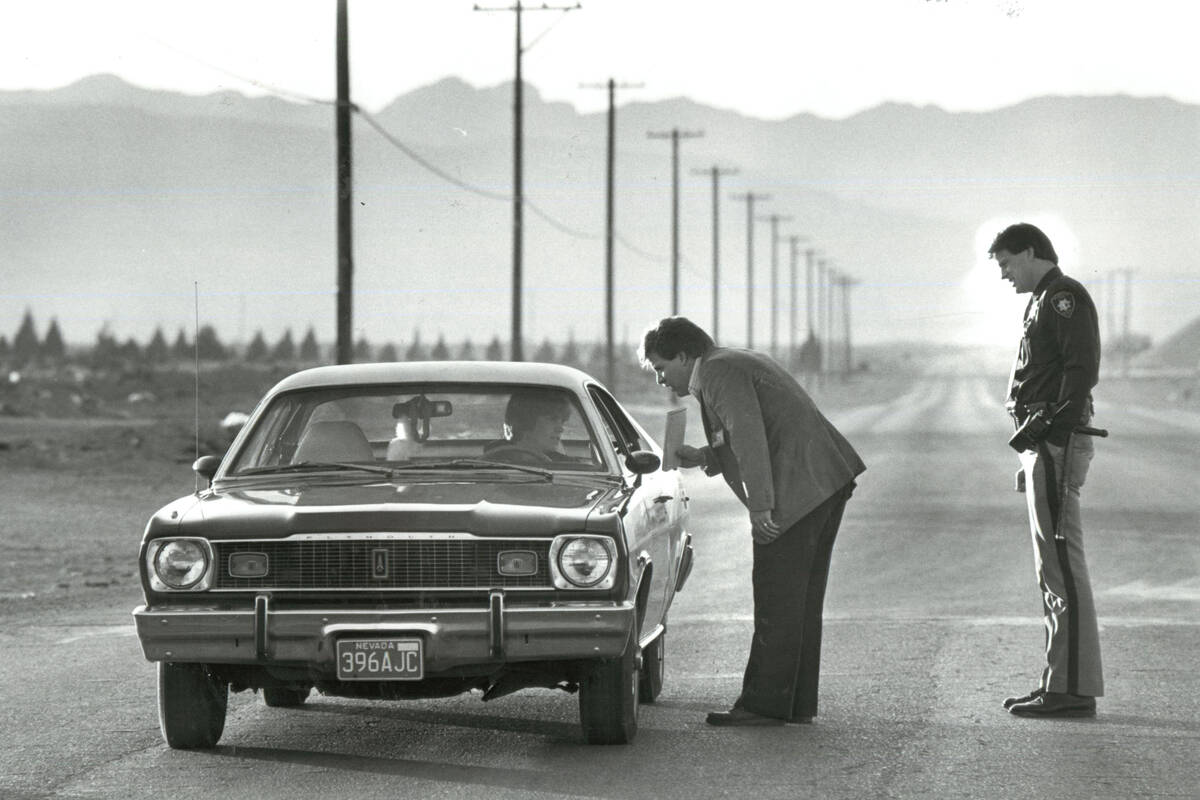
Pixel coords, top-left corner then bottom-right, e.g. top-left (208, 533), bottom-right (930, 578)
top-left (990, 222), bottom-right (1103, 717)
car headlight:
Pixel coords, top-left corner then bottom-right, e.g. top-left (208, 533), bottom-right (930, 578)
top-left (146, 538), bottom-right (214, 591)
top-left (549, 535), bottom-right (616, 589)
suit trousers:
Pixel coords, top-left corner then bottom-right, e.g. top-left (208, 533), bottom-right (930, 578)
top-left (737, 482), bottom-right (853, 721)
top-left (1019, 433), bottom-right (1104, 697)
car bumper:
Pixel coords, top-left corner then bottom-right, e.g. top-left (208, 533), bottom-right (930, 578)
top-left (132, 594), bottom-right (636, 673)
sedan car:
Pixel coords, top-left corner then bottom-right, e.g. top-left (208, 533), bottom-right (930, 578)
top-left (133, 361), bottom-right (693, 746)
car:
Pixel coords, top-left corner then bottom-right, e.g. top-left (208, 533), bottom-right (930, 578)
top-left (132, 361), bottom-right (693, 747)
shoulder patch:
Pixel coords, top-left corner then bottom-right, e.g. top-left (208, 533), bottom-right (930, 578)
top-left (1051, 291), bottom-right (1076, 318)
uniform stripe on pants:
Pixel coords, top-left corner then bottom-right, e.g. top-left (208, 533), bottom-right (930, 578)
top-left (1021, 435), bottom-right (1103, 697)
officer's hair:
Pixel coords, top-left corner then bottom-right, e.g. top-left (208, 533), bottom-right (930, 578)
top-left (638, 316), bottom-right (715, 365)
top-left (988, 222), bottom-right (1059, 264)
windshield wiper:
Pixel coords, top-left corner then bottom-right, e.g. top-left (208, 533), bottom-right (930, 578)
top-left (236, 461), bottom-right (397, 477)
top-left (388, 458), bottom-right (553, 480)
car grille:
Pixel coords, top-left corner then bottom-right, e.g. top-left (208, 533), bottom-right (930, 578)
top-left (211, 537), bottom-right (553, 591)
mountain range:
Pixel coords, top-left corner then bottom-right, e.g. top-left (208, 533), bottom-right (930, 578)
top-left (2, 74), bottom-right (1198, 355)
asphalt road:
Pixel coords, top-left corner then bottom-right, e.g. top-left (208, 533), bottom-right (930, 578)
top-left (2, 374), bottom-right (1198, 799)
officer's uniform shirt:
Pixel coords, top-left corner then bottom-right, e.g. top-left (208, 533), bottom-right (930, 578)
top-left (1007, 266), bottom-right (1101, 445)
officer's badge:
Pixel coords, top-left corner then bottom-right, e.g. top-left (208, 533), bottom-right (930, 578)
top-left (1051, 291), bottom-right (1076, 318)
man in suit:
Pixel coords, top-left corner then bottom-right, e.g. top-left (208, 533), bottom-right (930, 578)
top-left (639, 316), bottom-right (865, 726)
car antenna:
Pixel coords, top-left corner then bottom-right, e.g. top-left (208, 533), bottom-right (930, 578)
top-left (193, 281), bottom-right (201, 494)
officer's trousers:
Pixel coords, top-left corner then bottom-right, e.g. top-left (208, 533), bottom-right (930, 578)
top-left (737, 482), bottom-right (853, 721)
top-left (1019, 433), bottom-right (1104, 697)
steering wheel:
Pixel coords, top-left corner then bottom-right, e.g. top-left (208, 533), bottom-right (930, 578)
top-left (483, 445), bottom-right (551, 466)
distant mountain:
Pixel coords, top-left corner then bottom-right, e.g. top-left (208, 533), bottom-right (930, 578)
top-left (1143, 316), bottom-right (1200, 369)
top-left (2, 75), bottom-right (1198, 351)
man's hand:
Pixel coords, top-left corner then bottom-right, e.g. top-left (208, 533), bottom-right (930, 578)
top-left (675, 445), bottom-right (707, 469)
top-left (750, 509), bottom-right (782, 544)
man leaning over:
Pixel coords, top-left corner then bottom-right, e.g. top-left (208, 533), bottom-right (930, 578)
top-left (639, 316), bottom-right (865, 727)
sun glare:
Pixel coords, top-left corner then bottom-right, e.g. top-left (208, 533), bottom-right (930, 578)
top-left (961, 214), bottom-right (1080, 345)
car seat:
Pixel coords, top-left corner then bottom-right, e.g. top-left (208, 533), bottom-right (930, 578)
top-left (293, 420), bottom-right (373, 463)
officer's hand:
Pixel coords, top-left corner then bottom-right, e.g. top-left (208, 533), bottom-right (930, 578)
top-left (675, 445), bottom-right (707, 469)
top-left (750, 510), bottom-right (782, 544)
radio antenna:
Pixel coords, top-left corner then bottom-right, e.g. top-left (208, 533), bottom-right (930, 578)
top-left (194, 282), bottom-right (201, 493)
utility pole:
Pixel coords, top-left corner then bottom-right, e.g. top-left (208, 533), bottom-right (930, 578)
top-left (1122, 268), bottom-right (1134, 376)
top-left (335, 0), bottom-right (353, 365)
top-left (731, 191), bottom-right (771, 348)
top-left (786, 235), bottom-right (806, 364)
top-left (691, 165), bottom-right (738, 342)
top-left (582, 78), bottom-right (641, 389)
top-left (475, 1), bottom-right (580, 361)
top-left (817, 258), bottom-right (829, 383)
top-left (757, 212), bottom-right (792, 359)
top-left (647, 128), bottom-right (704, 315)
top-left (841, 273), bottom-right (858, 378)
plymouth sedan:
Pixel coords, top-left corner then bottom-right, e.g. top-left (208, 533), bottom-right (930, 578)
top-left (133, 362), bottom-right (693, 746)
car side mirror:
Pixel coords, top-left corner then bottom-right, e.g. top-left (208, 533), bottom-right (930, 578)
top-left (193, 455), bottom-right (222, 483)
top-left (624, 450), bottom-right (661, 475)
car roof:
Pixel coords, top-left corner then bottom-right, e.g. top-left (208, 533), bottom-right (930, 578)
top-left (268, 361), bottom-right (601, 394)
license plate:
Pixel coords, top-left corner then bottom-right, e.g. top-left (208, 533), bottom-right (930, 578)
top-left (336, 638), bottom-right (423, 681)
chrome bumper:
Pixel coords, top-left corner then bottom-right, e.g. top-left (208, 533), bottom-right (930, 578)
top-left (132, 592), bottom-right (636, 673)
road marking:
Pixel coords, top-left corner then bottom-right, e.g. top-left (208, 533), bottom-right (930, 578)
top-left (1103, 578), bottom-right (1200, 602)
top-left (53, 625), bottom-right (138, 645)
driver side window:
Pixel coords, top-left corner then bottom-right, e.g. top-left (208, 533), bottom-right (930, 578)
top-left (588, 387), bottom-right (648, 454)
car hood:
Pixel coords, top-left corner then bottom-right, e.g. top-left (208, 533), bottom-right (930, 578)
top-left (156, 477), bottom-right (625, 540)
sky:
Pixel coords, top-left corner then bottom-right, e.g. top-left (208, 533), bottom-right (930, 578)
top-left (3, 0), bottom-right (1198, 121)
top-left (3, 0), bottom-right (1198, 352)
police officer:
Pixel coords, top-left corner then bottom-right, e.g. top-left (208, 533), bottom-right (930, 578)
top-left (990, 222), bottom-right (1103, 717)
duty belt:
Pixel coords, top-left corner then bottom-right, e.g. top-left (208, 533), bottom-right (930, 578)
top-left (1006, 400), bottom-right (1092, 426)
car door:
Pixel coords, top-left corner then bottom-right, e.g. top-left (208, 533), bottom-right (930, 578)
top-left (587, 386), bottom-right (683, 632)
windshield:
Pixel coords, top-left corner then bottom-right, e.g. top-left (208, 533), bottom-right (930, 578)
top-left (226, 383), bottom-right (606, 475)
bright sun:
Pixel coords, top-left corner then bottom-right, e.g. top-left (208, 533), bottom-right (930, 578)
top-left (961, 214), bottom-right (1081, 345)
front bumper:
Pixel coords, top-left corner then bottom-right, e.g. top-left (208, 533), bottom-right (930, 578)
top-left (132, 593), bottom-right (636, 674)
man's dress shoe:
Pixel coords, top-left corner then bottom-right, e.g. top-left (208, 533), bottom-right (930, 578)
top-left (1008, 691), bottom-right (1096, 717)
top-left (705, 707), bottom-right (785, 727)
top-left (1003, 687), bottom-right (1044, 709)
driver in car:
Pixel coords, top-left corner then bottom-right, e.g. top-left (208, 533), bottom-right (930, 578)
top-left (486, 390), bottom-right (575, 464)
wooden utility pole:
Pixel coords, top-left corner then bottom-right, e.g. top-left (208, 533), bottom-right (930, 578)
top-left (691, 166), bottom-right (738, 341)
top-left (787, 235), bottom-right (807, 362)
top-left (647, 128), bottom-right (704, 315)
top-left (841, 273), bottom-right (858, 377)
top-left (474, 1), bottom-right (580, 361)
top-left (757, 212), bottom-right (792, 359)
top-left (582, 78), bottom-right (641, 389)
top-left (731, 191), bottom-right (770, 348)
top-left (335, 0), bottom-right (353, 365)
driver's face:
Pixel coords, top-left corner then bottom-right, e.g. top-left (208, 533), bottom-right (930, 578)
top-left (526, 413), bottom-right (566, 452)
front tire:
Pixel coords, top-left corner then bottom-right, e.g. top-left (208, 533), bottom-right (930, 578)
top-left (638, 627), bottom-right (665, 704)
top-left (579, 623), bottom-right (639, 744)
top-left (157, 662), bottom-right (228, 749)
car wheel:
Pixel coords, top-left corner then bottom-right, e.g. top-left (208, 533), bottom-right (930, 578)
top-left (157, 662), bottom-right (228, 749)
top-left (638, 626), bottom-right (665, 704)
top-left (262, 686), bottom-right (311, 707)
top-left (578, 622), bottom-right (639, 745)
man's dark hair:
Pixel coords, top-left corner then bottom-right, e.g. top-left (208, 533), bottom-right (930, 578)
top-left (505, 389), bottom-right (570, 439)
top-left (638, 316), bottom-right (715, 365)
top-left (988, 222), bottom-right (1059, 264)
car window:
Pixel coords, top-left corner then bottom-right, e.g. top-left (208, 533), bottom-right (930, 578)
top-left (226, 384), bottom-right (605, 474)
top-left (587, 386), bottom-right (651, 455)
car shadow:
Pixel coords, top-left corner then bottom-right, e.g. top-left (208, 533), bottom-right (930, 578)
top-left (208, 744), bottom-right (620, 798)
top-left (289, 698), bottom-right (581, 740)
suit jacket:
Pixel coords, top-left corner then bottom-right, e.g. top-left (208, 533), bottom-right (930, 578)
top-left (695, 347), bottom-right (865, 530)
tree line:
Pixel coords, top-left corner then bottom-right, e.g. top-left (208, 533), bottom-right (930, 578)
top-left (2, 308), bottom-right (615, 372)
